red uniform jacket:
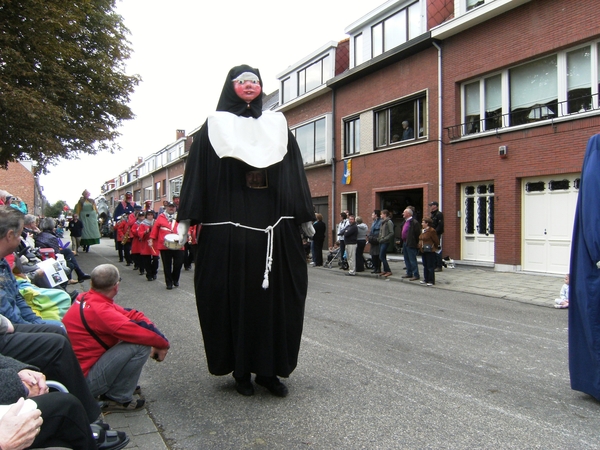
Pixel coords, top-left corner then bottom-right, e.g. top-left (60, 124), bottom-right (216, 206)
top-left (62, 290), bottom-right (169, 376)
top-left (136, 221), bottom-right (157, 256)
top-left (148, 213), bottom-right (182, 252)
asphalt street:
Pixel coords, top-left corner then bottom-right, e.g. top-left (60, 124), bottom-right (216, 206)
top-left (74, 237), bottom-right (599, 449)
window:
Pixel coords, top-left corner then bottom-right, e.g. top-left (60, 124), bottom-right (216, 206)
top-left (298, 56), bottom-right (330, 96)
top-left (170, 177), bottom-right (182, 198)
top-left (510, 55), bottom-right (557, 125)
top-left (134, 190), bottom-right (141, 203)
top-left (292, 118), bottom-right (327, 165)
top-left (144, 187), bottom-right (152, 202)
top-left (344, 118), bottom-right (360, 156)
top-left (154, 181), bottom-right (161, 201)
top-left (464, 184), bottom-right (494, 236)
top-left (281, 77), bottom-right (293, 104)
top-left (375, 94), bottom-right (426, 149)
top-left (467, 0), bottom-right (485, 11)
top-left (371, 2), bottom-right (420, 58)
top-left (161, 179), bottom-right (166, 197)
top-left (567, 46), bottom-right (592, 113)
top-left (354, 33), bottom-right (364, 66)
top-left (457, 40), bottom-right (600, 138)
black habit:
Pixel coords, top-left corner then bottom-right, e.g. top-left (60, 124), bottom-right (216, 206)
top-left (178, 65), bottom-right (314, 378)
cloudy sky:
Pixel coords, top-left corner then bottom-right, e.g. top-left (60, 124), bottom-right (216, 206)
top-left (39, 0), bottom-right (382, 205)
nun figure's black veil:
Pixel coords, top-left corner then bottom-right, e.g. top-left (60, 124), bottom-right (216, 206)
top-left (178, 65), bottom-right (314, 380)
top-left (216, 64), bottom-right (263, 118)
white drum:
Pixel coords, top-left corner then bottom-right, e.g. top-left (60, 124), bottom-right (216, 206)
top-left (164, 234), bottom-right (183, 250)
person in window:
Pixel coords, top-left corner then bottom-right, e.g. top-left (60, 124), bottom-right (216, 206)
top-left (176, 65), bottom-right (315, 398)
top-left (401, 120), bottom-right (414, 140)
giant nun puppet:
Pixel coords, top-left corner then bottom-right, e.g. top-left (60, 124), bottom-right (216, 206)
top-left (569, 133), bottom-right (600, 400)
top-left (177, 65), bottom-right (315, 397)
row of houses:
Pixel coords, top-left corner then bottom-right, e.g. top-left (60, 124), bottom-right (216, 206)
top-left (101, 0), bottom-right (600, 276)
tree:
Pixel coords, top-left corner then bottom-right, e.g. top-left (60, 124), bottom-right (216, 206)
top-left (44, 200), bottom-right (68, 218)
top-left (0, 0), bottom-right (140, 173)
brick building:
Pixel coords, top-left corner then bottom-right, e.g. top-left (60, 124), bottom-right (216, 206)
top-left (1, 160), bottom-right (44, 216)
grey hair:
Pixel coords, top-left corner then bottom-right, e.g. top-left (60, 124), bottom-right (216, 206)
top-left (39, 217), bottom-right (56, 231)
top-left (91, 264), bottom-right (120, 292)
top-left (24, 214), bottom-right (38, 226)
top-left (404, 208), bottom-right (413, 216)
top-left (0, 206), bottom-right (24, 239)
top-left (355, 216), bottom-right (363, 224)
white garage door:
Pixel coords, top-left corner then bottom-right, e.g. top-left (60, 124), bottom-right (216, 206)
top-left (522, 174), bottom-right (580, 274)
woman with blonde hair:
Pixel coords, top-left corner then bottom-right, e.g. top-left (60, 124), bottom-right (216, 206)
top-left (74, 189), bottom-right (101, 252)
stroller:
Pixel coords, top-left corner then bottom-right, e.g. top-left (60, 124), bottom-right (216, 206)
top-left (326, 246), bottom-right (348, 270)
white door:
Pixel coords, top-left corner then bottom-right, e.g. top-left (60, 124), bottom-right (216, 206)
top-left (522, 174), bottom-right (580, 274)
top-left (461, 182), bottom-right (495, 263)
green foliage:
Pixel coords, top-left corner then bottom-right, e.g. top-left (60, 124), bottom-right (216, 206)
top-left (44, 199), bottom-right (68, 218)
top-left (0, 0), bottom-right (140, 173)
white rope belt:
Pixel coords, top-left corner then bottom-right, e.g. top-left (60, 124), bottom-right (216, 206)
top-left (201, 216), bottom-right (294, 290)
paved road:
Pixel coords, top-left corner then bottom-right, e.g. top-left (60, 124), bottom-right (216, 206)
top-left (76, 238), bottom-right (598, 449)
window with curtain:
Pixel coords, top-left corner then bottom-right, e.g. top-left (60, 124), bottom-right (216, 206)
top-left (465, 82), bottom-right (480, 134)
top-left (485, 74), bottom-right (502, 130)
top-left (567, 46), bottom-right (591, 114)
top-left (510, 55), bottom-right (557, 125)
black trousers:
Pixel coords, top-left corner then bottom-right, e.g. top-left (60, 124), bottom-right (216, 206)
top-left (31, 393), bottom-right (96, 450)
top-left (159, 249), bottom-right (184, 286)
top-left (356, 240), bottom-right (366, 271)
top-left (117, 241), bottom-right (132, 264)
top-left (0, 324), bottom-right (100, 423)
top-left (142, 255), bottom-right (160, 280)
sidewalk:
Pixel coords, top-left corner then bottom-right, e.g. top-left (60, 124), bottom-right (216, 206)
top-left (328, 254), bottom-right (565, 308)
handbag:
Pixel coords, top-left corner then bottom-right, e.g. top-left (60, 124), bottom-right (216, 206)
top-left (422, 244), bottom-right (433, 253)
top-left (369, 236), bottom-right (379, 245)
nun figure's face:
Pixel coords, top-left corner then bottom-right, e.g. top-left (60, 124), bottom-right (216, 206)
top-left (233, 79), bottom-right (261, 103)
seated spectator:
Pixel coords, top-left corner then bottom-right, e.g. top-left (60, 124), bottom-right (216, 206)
top-left (1, 208), bottom-right (63, 328)
top-left (63, 264), bottom-right (170, 412)
top-left (35, 217), bottom-right (90, 283)
top-left (0, 313), bottom-right (100, 424)
top-left (0, 352), bottom-right (129, 449)
top-left (555, 273), bottom-right (569, 309)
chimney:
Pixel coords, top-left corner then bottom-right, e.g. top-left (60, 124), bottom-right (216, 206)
top-left (176, 129), bottom-right (185, 140)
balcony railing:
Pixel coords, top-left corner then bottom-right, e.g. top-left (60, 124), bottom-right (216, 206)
top-left (445, 93), bottom-right (600, 141)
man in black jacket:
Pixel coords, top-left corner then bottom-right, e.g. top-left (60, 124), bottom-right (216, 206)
top-left (429, 201), bottom-right (444, 272)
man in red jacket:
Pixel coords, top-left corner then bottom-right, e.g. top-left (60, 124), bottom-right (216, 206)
top-left (63, 264), bottom-right (169, 412)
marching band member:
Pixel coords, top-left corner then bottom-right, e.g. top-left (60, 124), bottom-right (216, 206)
top-left (149, 201), bottom-right (184, 290)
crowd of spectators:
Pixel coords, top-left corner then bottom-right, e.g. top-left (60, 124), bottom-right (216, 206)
top-left (1, 189), bottom-right (170, 449)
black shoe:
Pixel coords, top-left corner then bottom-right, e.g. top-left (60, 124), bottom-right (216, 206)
top-left (119, 259), bottom-right (124, 262)
top-left (255, 376), bottom-right (288, 397)
top-left (125, 263), bottom-right (131, 266)
top-left (133, 266), bottom-right (138, 270)
top-left (78, 274), bottom-right (91, 282)
top-left (371, 270), bottom-right (381, 274)
top-left (91, 423), bottom-right (130, 450)
top-left (173, 282), bottom-right (179, 287)
top-left (234, 375), bottom-right (254, 396)
top-left (166, 284), bottom-right (173, 290)
top-left (153, 275), bottom-right (157, 280)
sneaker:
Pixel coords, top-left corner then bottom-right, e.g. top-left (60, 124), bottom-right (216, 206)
top-left (101, 398), bottom-right (145, 413)
top-left (427, 283), bottom-right (433, 286)
top-left (419, 280), bottom-right (426, 284)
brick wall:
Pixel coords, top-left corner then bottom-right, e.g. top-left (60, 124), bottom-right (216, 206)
top-left (440, 0), bottom-right (600, 265)
top-left (1, 161), bottom-right (36, 212)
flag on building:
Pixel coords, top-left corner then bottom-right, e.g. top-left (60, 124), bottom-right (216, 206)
top-left (342, 159), bottom-right (352, 185)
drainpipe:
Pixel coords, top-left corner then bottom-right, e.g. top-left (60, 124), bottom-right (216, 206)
top-left (432, 41), bottom-right (443, 210)
top-left (331, 89), bottom-right (337, 244)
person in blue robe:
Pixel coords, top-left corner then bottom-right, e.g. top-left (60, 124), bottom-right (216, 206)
top-left (569, 133), bottom-right (600, 399)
